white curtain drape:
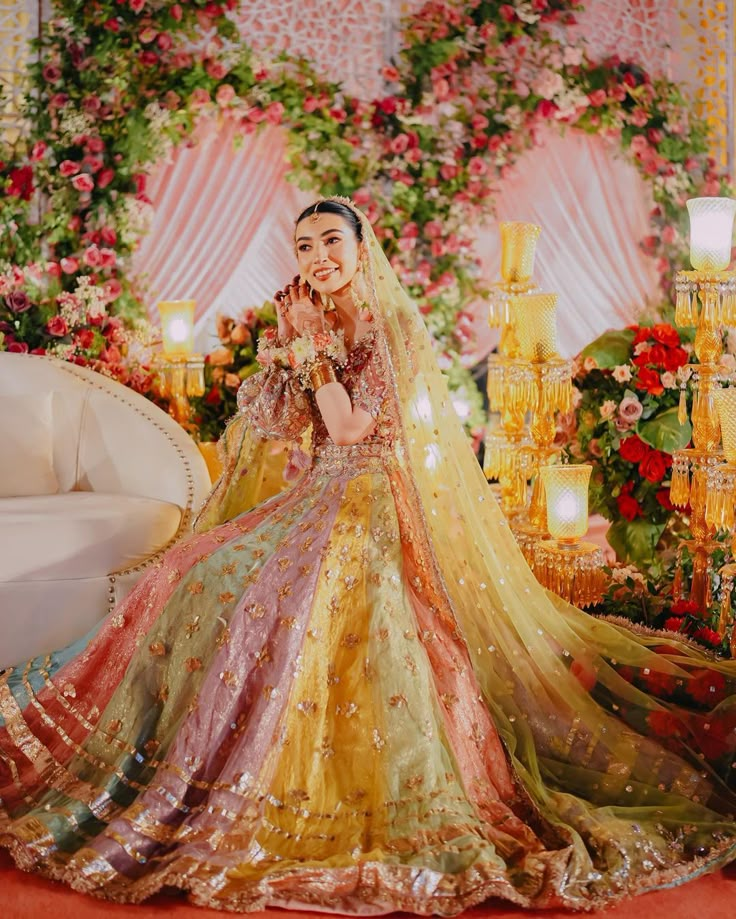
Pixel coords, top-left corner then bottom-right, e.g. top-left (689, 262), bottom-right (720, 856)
top-left (133, 125), bottom-right (660, 360)
top-left (132, 123), bottom-right (310, 350)
top-left (464, 127), bottom-right (661, 363)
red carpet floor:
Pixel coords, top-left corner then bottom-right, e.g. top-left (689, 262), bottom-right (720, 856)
top-left (1, 852), bottom-right (733, 919)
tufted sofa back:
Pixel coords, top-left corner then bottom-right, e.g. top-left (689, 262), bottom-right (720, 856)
top-left (0, 353), bottom-right (211, 515)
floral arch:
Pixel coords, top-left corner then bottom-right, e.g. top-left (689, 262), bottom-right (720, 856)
top-left (0, 0), bottom-right (730, 377)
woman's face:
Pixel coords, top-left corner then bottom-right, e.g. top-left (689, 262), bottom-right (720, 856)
top-left (295, 212), bottom-right (361, 299)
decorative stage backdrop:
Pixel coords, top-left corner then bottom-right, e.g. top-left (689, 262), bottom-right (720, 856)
top-left (1, 0), bottom-right (734, 363)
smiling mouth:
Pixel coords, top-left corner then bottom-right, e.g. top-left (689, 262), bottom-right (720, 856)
top-left (313, 268), bottom-right (337, 281)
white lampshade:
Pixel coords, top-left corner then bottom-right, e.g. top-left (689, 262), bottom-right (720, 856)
top-left (541, 464), bottom-right (591, 543)
top-left (687, 197), bottom-right (736, 272)
top-left (158, 300), bottom-right (196, 357)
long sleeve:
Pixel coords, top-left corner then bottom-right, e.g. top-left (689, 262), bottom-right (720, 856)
top-left (236, 366), bottom-right (312, 441)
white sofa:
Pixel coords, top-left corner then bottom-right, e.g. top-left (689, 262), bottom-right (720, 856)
top-left (0, 352), bottom-right (211, 667)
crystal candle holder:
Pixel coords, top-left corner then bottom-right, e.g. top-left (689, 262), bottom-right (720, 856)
top-left (159, 299), bottom-right (196, 358)
top-left (687, 197), bottom-right (736, 272)
top-left (499, 222), bottom-right (541, 285)
top-left (541, 463), bottom-right (591, 543)
top-left (511, 292), bottom-right (558, 362)
top-left (715, 387), bottom-right (736, 462)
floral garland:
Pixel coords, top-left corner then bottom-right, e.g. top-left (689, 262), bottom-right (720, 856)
top-left (0, 0), bottom-right (730, 371)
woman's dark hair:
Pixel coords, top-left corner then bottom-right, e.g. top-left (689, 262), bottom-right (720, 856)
top-left (296, 200), bottom-right (363, 242)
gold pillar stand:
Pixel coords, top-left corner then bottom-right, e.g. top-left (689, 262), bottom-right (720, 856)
top-left (669, 266), bottom-right (736, 613)
top-left (158, 356), bottom-right (206, 436)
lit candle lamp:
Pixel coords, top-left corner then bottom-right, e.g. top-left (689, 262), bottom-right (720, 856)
top-left (542, 463), bottom-right (591, 544)
top-left (159, 299), bottom-right (196, 358)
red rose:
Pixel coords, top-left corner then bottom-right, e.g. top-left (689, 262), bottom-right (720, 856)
top-left (639, 450), bottom-right (668, 483)
top-left (663, 346), bottom-right (688, 372)
top-left (75, 328), bottom-right (95, 349)
top-left (656, 488), bottom-right (674, 510)
top-left (616, 493), bottom-right (642, 521)
top-left (651, 324), bottom-right (680, 348)
top-left (631, 325), bottom-right (651, 345)
top-left (635, 367), bottom-right (664, 395)
top-left (46, 315), bottom-right (69, 337)
top-left (8, 166), bottom-right (34, 200)
top-left (588, 89), bottom-right (607, 107)
top-left (619, 434), bottom-right (649, 463)
top-left (71, 174), bottom-right (94, 192)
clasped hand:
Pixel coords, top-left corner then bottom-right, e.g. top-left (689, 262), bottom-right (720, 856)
top-left (274, 276), bottom-right (326, 342)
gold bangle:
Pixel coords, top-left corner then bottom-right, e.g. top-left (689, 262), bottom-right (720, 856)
top-left (309, 357), bottom-right (338, 391)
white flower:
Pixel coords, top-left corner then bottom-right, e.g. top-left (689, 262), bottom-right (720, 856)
top-left (661, 371), bottom-right (678, 389)
top-left (612, 364), bottom-right (632, 383)
top-left (563, 46), bottom-right (583, 67)
top-left (600, 399), bottom-right (617, 420)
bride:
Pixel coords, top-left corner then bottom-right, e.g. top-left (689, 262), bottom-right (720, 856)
top-left (1, 198), bottom-right (736, 913)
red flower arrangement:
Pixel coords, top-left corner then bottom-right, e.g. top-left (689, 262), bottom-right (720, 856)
top-left (569, 321), bottom-right (692, 571)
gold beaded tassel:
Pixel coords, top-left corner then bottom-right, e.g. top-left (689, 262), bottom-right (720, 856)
top-left (486, 361), bottom-right (506, 411)
top-left (678, 383), bottom-right (689, 426)
top-left (700, 287), bottom-right (720, 329)
top-left (675, 283), bottom-right (691, 326)
top-left (719, 571), bottom-right (733, 638)
top-left (670, 455), bottom-right (691, 507)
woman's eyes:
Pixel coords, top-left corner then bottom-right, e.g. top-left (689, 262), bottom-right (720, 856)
top-left (297, 236), bottom-right (341, 253)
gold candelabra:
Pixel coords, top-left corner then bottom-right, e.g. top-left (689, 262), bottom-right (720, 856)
top-left (669, 197), bottom-right (736, 615)
top-left (157, 299), bottom-right (205, 435)
top-left (484, 222), bottom-right (574, 550)
top-left (484, 222), bottom-right (540, 515)
top-left (532, 463), bottom-right (606, 607)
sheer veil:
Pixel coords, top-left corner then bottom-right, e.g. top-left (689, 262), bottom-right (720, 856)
top-left (202, 197), bottom-right (736, 892)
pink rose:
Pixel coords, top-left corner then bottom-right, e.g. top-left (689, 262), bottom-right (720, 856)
top-left (83, 245), bottom-right (102, 267)
top-left (99, 248), bottom-right (116, 268)
top-left (266, 101), bottom-right (285, 125)
top-left (82, 95), bottom-right (101, 113)
top-left (157, 33), bottom-right (173, 51)
top-left (103, 278), bottom-right (122, 301)
top-left (190, 88), bottom-right (210, 108)
top-left (433, 79), bottom-right (451, 101)
top-left (97, 168), bottom-right (115, 189)
top-left (139, 26), bottom-right (157, 43)
top-left (619, 396), bottom-right (644, 423)
top-left (588, 89), bottom-right (607, 106)
top-left (100, 227), bottom-right (117, 246)
top-left (440, 163), bottom-right (459, 181)
top-left (7, 341), bottom-right (29, 353)
top-left (59, 160), bottom-right (80, 177)
top-left (425, 220), bottom-right (443, 238)
top-left (31, 142), bottom-right (47, 161)
top-left (468, 156), bottom-right (487, 177)
top-left (130, 0), bottom-right (146, 12)
top-left (206, 60), bottom-right (227, 81)
top-left (84, 155), bottom-right (103, 173)
top-left (171, 4), bottom-right (183, 20)
top-left (303, 96), bottom-right (319, 113)
top-left (391, 133), bottom-right (410, 154)
top-left (86, 136), bottom-right (105, 154)
top-left (46, 315), bottom-right (69, 337)
top-left (71, 174), bottom-right (94, 192)
top-left (216, 84), bottom-right (235, 107)
top-left (60, 257), bottom-right (79, 274)
top-left (42, 64), bottom-right (62, 83)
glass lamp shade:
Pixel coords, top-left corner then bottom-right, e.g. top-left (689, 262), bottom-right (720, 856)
top-left (687, 197), bottom-right (736, 272)
top-left (158, 300), bottom-right (196, 357)
top-left (715, 388), bottom-right (736, 462)
top-left (511, 292), bottom-right (558, 362)
top-left (499, 222), bottom-right (541, 284)
top-left (541, 464), bottom-right (591, 542)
